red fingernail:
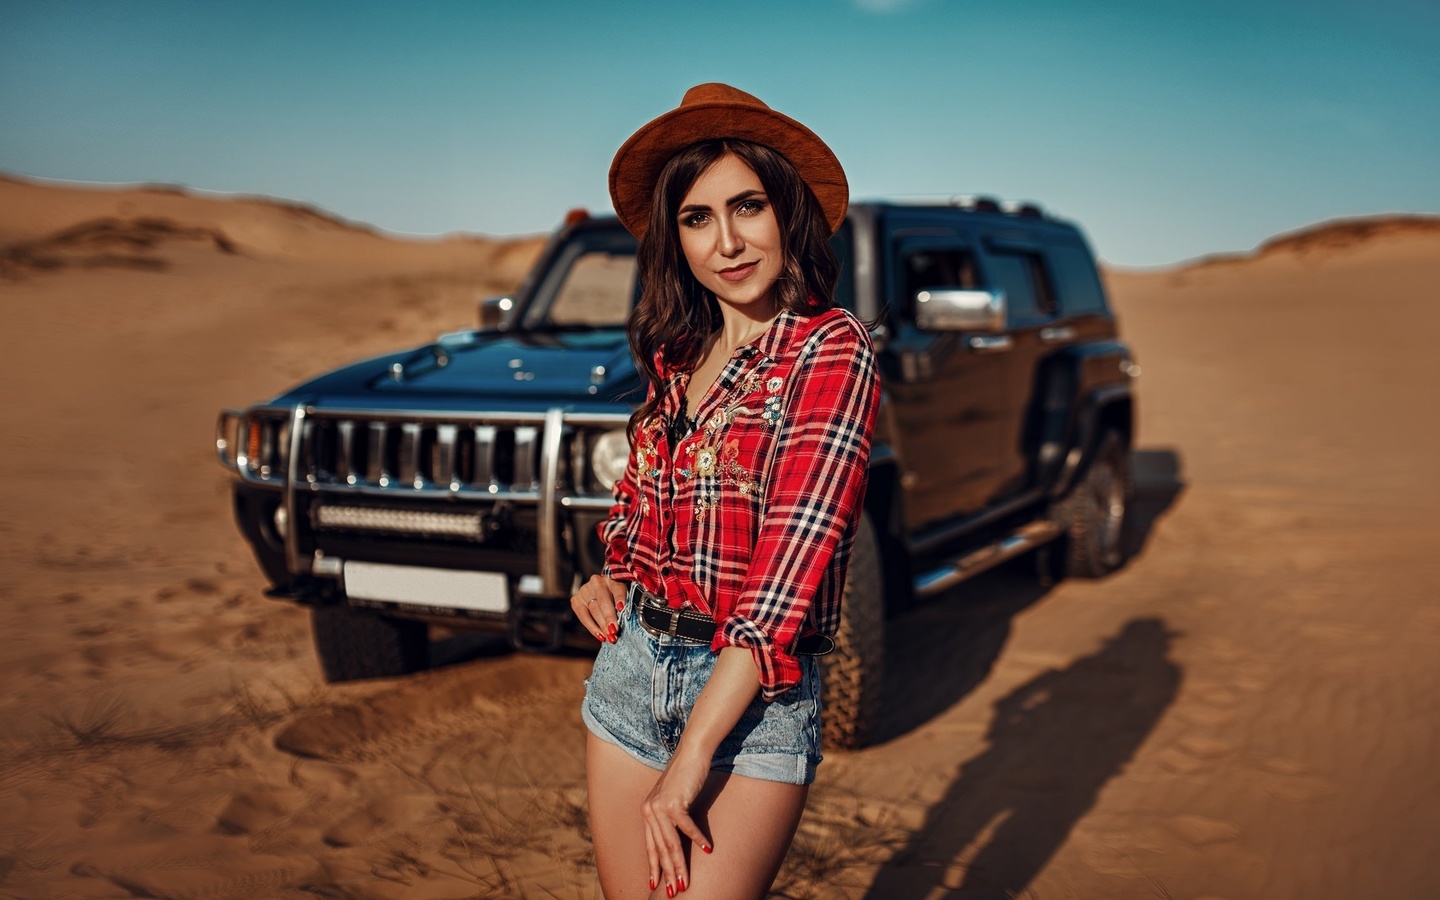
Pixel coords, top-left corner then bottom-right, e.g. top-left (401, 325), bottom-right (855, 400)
top-left (617, 600), bottom-right (624, 611)
top-left (678, 877), bottom-right (686, 892)
top-left (649, 877), bottom-right (656, 890)
top-left (702, 843), bottom-right (712, 854)
top-left (595, 631), bottom-right (605, 642)
top-left (608, 622), bottom-right (617, 636)
top-left (666, 884), bottom-right (675, 898)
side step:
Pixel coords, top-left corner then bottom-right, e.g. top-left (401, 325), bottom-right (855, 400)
top-left (913, 520), bottom-right (1062, 598)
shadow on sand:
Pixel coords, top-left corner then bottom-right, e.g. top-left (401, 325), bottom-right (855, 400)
top-left (865, 617), bottom-right (1182, 898)
top-left (859, 447), bottom-right (1187, 898)
top-left (873, 447), bottom-right (1184, 745)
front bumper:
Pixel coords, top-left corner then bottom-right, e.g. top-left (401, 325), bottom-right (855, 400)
top-left (217, 403), bottom-right (627, 634)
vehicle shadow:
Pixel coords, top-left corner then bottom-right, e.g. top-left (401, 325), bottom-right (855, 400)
top-left (429, 629), bottom-right (516, 669)
top-left (1127, 447), bottom-right (1185, 559)
top-left (872, 445), bottom-right (1183, 745)
top-left (873, 563), bottom-right (1048, 744)
top-left (864, 617), bottom-right (1183, 898)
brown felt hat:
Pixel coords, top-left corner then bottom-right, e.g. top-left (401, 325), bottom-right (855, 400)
top-left (608, 83), bottom-right (848, 240)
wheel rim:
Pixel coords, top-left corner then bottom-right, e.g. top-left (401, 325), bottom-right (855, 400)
top-left (1093, 461), bottom-right (1125, 563)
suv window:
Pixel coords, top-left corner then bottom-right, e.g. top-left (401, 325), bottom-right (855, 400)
top-left (897, 247), bottom-right (979, 319)
top-left (1048, 244), bottom-right (1106, 315)
top-left (985, 250), bottom-right (1057, 321)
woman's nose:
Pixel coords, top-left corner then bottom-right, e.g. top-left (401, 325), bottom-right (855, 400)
top-left (716, 218), bottom-right (745, 257)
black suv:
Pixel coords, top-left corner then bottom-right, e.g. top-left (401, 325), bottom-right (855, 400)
top-left (214, 198), bottom-right (1137, 748)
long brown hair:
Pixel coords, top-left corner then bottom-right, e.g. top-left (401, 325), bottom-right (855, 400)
top-left (627, 139), bottom-right (839, 442)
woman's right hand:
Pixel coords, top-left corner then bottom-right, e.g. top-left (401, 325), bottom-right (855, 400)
top-left (570, 574), bottom-right (627, 644)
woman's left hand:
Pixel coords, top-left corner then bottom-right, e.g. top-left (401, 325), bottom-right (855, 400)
top-left (642, 750), bottom-right (712, 895)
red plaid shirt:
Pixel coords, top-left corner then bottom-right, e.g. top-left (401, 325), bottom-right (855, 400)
top-left (599, 307), bottom-right (881, 701)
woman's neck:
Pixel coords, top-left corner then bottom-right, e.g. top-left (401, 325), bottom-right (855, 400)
top-left (713, 299), bottom-right (780, 357)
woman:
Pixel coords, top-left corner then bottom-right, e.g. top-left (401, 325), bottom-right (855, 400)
top-left (571, 83), bottom-right (881, 899)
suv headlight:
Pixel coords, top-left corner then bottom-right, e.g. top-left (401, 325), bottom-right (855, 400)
top-left (590, 428), bottom-right (631, 490)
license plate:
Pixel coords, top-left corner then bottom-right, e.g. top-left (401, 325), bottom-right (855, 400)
top-left (343, 562), bottom-right (509, 613)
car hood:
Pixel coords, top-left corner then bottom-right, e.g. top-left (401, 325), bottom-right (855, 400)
top-left (367, 328), bottom-right (639, 401)
top-left (272, 324), bottom-right (645, 406)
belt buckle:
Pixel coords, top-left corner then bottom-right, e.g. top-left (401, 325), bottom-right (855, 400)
top-left (666, 607), bottom-right (681, 638)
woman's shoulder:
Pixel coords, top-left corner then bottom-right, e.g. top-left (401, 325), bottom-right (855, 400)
top-left (795, 307), bottom-right (874, 354)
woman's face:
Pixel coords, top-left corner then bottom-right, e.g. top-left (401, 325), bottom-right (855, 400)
top-left (675, 153), bottom-right (783, 316)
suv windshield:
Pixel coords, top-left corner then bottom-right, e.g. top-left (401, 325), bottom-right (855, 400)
top-left (521, 227), bottom-right (638, 330)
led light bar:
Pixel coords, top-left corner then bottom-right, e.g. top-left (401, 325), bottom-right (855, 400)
top-left (314, 505), bottom-right (484, 540)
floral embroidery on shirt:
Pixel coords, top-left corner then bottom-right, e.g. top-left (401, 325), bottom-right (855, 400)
top-left (761, 375), bottom-right (785, 427)
top-left (636, 421), bottom-right (662, 479)
top-left (695, 445), bottom-right (718, 477)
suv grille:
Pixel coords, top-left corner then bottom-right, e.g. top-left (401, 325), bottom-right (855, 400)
top-left (308, 418), bottom-right (547, 492)
top-left (219, 407), bottom-right (628, 503)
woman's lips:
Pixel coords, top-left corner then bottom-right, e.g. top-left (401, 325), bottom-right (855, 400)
top-left (717, 261), bottom-right (758, 282)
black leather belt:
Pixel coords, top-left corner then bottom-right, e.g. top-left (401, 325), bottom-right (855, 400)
top-left (628, 583), bottom-right (835, 656)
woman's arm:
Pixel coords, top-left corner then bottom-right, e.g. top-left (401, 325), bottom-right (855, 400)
top-left (641, 645), bottom-right (758, 892)
top-left (714, 311), bottom-right (882, 699)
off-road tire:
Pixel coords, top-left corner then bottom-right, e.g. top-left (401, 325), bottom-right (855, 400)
top-left (310, 605), bottom-right (429, 682)
top-left (1053, 429), bottom-right (1132, 579)
top-left (822, 514), bottom-right (885, 751)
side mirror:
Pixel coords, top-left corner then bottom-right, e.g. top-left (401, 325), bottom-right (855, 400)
top-left (479, 295), bottom-right (515, 330)
top-left (915, 288), bottom-right (1006, 333)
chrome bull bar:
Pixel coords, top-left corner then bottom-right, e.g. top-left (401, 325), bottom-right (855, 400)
top-left (215, 404), bottom-right (631, 595)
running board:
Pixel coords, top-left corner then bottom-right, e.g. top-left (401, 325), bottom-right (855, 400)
top-left (913, 520), bottom-right (1062, 598)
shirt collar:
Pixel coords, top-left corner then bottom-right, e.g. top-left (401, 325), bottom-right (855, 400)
top-left (742, 308), bottom-right (802, 364)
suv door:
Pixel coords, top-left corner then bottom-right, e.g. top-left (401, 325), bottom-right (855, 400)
top-left (880, 220), bottom-right (1011, 530)
top-left (977, 234), bottom-right (1063, 500)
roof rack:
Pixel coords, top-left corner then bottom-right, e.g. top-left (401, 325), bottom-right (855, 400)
top-left (1001, 200), bottom-right (1045, 219)
top-left (949, 195), bottom-right (1046, 219)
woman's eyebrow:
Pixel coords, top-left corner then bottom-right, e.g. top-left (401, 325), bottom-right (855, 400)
top-left (678, 189), bottom-right (766, 215)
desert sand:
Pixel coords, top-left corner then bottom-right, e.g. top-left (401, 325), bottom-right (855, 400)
top-left (1, 174), bottom-right (1437, 899)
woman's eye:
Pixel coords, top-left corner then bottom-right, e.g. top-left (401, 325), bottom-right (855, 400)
top-left (737, 199), bottom-right (767, 215)
top-left (681, 212), bottom-right (709, 228)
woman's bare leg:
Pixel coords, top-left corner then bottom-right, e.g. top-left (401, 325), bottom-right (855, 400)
top-left (588, 732), bottom-right (664, 899)
top-left (684, 770), bottom-right (809, 899)
top-left (589, 733), bottom-right (809, 899)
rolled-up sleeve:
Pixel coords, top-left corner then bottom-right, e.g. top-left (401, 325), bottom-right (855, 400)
top-left (712, 315), bottom-right (881, 700)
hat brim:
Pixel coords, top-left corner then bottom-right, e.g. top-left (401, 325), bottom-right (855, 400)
top-left (609, 100), bottom-right (848, 240)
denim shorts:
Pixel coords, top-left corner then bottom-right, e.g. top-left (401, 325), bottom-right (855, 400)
top-left (581, 594), bottom-right (823, 785)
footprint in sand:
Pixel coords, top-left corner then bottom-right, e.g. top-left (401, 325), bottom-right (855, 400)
top-left (322, 795), bottom-right (436, 847)
top-left (216, 788), bottom-right (295, 835)
top-left (1164, 813), bottom-right (1242, 846)
top-left (1255, 758), bottom-right (1337, 802)
top-left (1158, 679), bottom-right (1243, 774)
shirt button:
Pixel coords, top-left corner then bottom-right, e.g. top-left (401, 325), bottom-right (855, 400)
top-left (661, 565), bottom-right (673, 576)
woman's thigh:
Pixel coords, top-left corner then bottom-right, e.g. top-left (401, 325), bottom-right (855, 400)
top-left (589, 733), bottom-right (809, 900)
top-left (685, 770), bottom-right (809, 899)
top-left (588, 732), bottom-right (663, 900)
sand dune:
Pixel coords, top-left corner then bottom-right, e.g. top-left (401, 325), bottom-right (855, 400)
top-left (1, 175), bottom-right (1437, 899)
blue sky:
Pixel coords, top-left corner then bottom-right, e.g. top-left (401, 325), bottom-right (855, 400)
top-left (2, 0), bottom-right (1436, 266)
